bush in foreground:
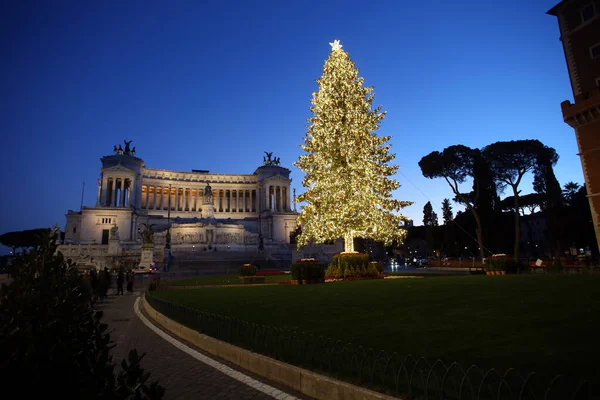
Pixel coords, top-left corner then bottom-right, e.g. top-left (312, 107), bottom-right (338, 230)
top-left (239, 264), bottom-right (257, 276)
top-left (0, 227), bottom-right (164, 399)
top-left (291, 260), bottom-right (326, 283)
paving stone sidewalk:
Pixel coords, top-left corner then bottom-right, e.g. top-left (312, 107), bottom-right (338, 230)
top-left (97, 290), bottom-right (311, 400)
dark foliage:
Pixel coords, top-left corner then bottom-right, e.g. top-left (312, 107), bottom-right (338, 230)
top-left (0, 227), bottom-right (51, 252)
top-left (290, 261), bottom-right (327, 282)
top-left (422, 201), bottom-right (438, 227)
top-left (0, 227), bottom-right (164, 400)
top-left (419, 145), bottom-right (487, 259)
top-left (239, 264), bottom-right (257, 276)
top-left (441, 198), bottom-right (453, 225)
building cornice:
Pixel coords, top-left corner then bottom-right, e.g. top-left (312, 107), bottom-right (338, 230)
top-left (142, 168), bottom-right (259, 184)
top-left (561, 89), bottom-right (600, 128)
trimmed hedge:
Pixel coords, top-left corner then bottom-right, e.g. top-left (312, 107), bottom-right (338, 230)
top-left (326, 254), bottom-right (383, 278)
top-left (239, 264), bottom-right (257, 276)
top-left (486, 258), bottom-right (524, 274)
top-left (331, 253), bottom-right (369, 275)
top-left (291, 261), bottom-right (326, 283)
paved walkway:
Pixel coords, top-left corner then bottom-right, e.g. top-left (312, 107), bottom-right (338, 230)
top-left (97, 289), bottom-right (311, 400)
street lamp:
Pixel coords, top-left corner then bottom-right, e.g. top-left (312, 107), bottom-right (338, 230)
top-left (164, 184), bottom-right (172, 272)
top-left (257, 209), bottom-right (268, 252)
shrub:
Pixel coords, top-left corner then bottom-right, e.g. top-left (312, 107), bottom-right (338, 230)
top-left (486, 257), bottom-right (524, 274)
top-left (367, 263), bottom-right (379, 277)
top-left (239, 264), bottom-right (257, 276)
top-left (343, 265), bottom-right (352, 278)
top-left (334, 265), bottom-right (343, 278)
top-left (325, 264), bottom-right (336, 277)
top-left (331, 253), bottom-right (369, 276)
top-left (291, 261), bottom-right (326, 281)
top-left (370, 261), bottom-right (383, 274)
top-left (0, 227), bottom-right (164, 399)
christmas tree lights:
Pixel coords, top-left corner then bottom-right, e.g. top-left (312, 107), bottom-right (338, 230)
top-left (294, 40), bottom-right (412, 253)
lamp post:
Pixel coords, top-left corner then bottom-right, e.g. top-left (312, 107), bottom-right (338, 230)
top-left (164, 184), bottom-right (172, 272)
top-left (257, 209), bottom-right (268, 252)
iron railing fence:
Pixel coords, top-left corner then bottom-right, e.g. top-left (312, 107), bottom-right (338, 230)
top-left (145, 293), bottom-right (594, 400)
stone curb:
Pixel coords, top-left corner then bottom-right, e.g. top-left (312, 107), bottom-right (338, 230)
top-left (141, 296), bottom-right (403, 400)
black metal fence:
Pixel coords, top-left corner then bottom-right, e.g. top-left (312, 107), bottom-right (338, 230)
top-left (145, 293), bottom-right (594, 400)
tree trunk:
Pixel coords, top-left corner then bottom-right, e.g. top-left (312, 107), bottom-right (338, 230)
top-left (512, 186), bottom-right (520, 259)
top-left (468, 207), bottom-right (485, 260)
top-left (344, 231), bottom-right (355, 253)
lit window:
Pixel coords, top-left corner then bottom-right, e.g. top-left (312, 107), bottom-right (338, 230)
top-left (581, 3), bottom-right (596, 23)
top-left (596, 77), bottom-right (600, 87)
top-left (591, 44), bottom-right (600, 59)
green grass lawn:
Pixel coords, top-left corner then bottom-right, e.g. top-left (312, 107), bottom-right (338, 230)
top-left (152, 274), bottom-right (600, 383)
top-left (165, 273), bottom-right (291, 286)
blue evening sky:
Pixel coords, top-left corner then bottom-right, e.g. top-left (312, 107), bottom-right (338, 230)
top-left (0, 0), bottom-right (580, 251)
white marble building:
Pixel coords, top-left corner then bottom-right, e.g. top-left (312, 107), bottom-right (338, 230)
top-left (60, 143), bottom-right (298, 267)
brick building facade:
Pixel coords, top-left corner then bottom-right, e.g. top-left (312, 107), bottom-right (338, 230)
top-left (548, 0), bottom-right (600, 251)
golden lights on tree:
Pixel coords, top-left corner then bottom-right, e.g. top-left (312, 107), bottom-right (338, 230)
top-left (294, 40), bottom-right (412, 253)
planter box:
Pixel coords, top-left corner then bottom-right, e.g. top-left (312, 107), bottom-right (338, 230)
top-left (239, 276), bottom-right (266, 285)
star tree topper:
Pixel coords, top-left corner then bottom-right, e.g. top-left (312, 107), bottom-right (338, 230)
top-left (329, 39), bottom-right (342, 51)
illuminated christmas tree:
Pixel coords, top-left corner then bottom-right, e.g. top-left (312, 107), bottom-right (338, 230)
top-left (294, 40), bottom-right (412, 253)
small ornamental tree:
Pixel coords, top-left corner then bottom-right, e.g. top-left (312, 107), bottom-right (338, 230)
top-left (294, 40), bottom-right (412, 253)
top-left (441, 198), bottom-right (453, 225)
top-left (0, 227), bottom-right (164, 399)
top-left (423, 201), bottom-right (439, 227)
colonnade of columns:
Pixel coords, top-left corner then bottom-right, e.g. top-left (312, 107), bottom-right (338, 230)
top-left (139, 185), bottom-right (261, 213)
top-left (265, 184), bottom-right (289, 212)
top-left (99, 177), bottom-right (135, 207)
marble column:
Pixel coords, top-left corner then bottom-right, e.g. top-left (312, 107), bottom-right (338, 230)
top-left (100, 175), bottom-right (107, 206)
top-left (265, 185), bottom-right (269, 211)
top-left (242, 190), bottom-right (246, 212)
top-left (111, 178), bottom-right (117, 207)
top-left (174, 187), bottom-right (179, 211)
top-left (125, 179), bottom-right (130, 206)
top-left (118, 179), bottom-right (124, 207)
top-left (96, 179), bottom-right (102, 205)
top-left (129, 179), bottom-right (136, 207)
top-left (153, 186), bottom-right (157, 210)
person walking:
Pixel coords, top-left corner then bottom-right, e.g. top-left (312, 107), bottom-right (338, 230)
top-left (126, 270), bottom-right (134, 292)
top-left (116, 268), bottom-right (124, 295)
top-left (98, 268), bottom-right (109, 301)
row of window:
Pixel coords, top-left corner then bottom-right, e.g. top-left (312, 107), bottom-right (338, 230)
top-left (100, 217), bottom-right (112, 224)
top-left (591, 43), bottom-right (600, 59)
top-left (581, 3), bottom-right (596, 24)
top-left (585, 2), bottom-right (600, 90)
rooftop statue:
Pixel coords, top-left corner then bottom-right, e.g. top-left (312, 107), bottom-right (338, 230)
top-left (263, 151), bottom-right (281, 166)
top-left (113, 140), bottom-right (135, 156)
